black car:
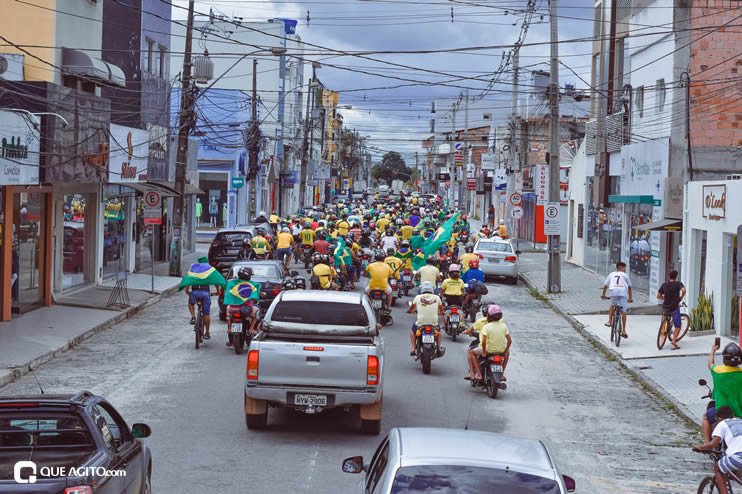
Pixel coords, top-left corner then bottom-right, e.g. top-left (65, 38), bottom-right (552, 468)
top-left (0, 390), bottom-right (152, 493)
top-left (207, 222), bottom-right (274, 275)
top-left (218, 260), bottom-right (305, 319)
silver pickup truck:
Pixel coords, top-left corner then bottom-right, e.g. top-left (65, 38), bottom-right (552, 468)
top-left (244, 290), bottom-right (385, 434)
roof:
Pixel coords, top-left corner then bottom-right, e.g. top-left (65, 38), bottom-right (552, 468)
top-left (396, 428), bottom-right (553, 474)
top-left (279, 290), bottom-right (364, 304)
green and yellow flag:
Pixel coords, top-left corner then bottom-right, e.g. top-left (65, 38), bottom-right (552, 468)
top-left (178, 257), bottom-right (227, 290)
top-left (223, 279), bottom-right (261, 306)
top-left (411, 213), bottom-right (461, 271)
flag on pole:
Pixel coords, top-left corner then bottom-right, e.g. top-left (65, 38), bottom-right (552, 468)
top-left (223, 279), bottom-right (261, 306)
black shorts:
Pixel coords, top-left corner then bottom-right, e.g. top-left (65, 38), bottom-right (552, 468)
top-left (444, 295), bottom-right (463, 306)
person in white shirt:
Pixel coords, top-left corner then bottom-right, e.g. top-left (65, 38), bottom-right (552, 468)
top-left (693, 406), bottom-right (740, 494)
top-left (406, 281), bottom-right (444, 356)
top-left (601, 261), bottom-right (633, 338)
top-left (380, 231), bottom-right (399, 252)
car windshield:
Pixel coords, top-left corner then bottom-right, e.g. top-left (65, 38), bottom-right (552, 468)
top-left (271, 301), bottom-right (369, 326)
top-left (391, 465), bottom-right (560, 494)
top-left (216, 232), bottom-right (249, 244)
top-left (231, 264), bottom-right (281, 280)
top-left (477, 242), bottom-right (513, 253)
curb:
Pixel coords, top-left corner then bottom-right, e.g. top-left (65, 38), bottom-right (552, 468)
top-left (519, 273), bottom-right (702, 428)
top-left (0, 285), bottom-right (180, 389)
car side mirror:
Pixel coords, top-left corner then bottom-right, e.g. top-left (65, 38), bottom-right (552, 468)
top-left (342, 456), bottom-right (365, 474)
top-left (563, 475), bottom-right (575, 492)
top-left (699, 379), bottom-right (707, 386)
top-left (515, 250), bottom-right (522, 256)
top-left (131, 423), bottom-right (151, 438)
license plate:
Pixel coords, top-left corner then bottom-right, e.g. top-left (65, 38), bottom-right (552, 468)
top-left (422, 334), bottom-right (434, 343)
top-left (490, 258), bottom-right (500, 264)
top-left (230, 326), bottom-right (242, 333)
top-left (491, 365), bottom-right (503, 373)
top-left (450, 315), bottom-right (459, 322)
top-left (372, 300), bottom-right (382, 308)
top-left (293, 394), bottom-right (327, 406)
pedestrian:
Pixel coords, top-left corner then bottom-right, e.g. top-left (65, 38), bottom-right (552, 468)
top-left (488, 204), bottom-right (495, 229)
top-left (657, 270), bottom-right (686, 350)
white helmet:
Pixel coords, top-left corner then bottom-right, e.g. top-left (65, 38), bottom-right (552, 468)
top-left (420, 281), bottom-right (435, 293)
top-left (259, 210), bottom-right (267, 217)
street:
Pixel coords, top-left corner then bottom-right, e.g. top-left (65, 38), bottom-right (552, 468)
top-left (0, 256), bottom-right (710, 493)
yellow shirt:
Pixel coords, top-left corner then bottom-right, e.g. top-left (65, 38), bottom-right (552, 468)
top-left (251, 236), bottom-right (271, 254)
top-left (269, 214), bottom-right (281, 224)
top-left (400, 225), bottom-right (414, 240)
top-left (336, 220), bottom-right (350, 236)
top-left (350, 242), bottom-right (361, 255)
top-left (300, 228), bottom-right (315, 245)
top-left (472, 316), bottom-right (488, 333)
top-left (459, 253), bottom-right (479, 272)
top-left (384, 256), bottom-right (404, 279)
top-left (441, 278), bottom-right (465, 296)
top-left (366, 262), bottom-right (393, 290)
top-left (481, 320), bottom-right (509, 353)
top-left (312, 263), bottom-right (337, 289)
top-left (417, 265), bottom-right (440, 284)
top-left (328, 230), bottom-right (338, 240)
top-left (276, 232), bottom-right (294, 249)
top-left (376, 218), bottom-right (390, 231)
top-left (498, 224), bottom-right (508, 237)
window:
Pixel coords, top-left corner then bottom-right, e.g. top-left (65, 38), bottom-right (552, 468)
top-left (92, 404), bottom-right (129, 450)
top-left (635, 85), bottom-right (644, 118)
top-left (366, 439), bottom-right (390, 494)
top-left (390, 465), bottom-right (561, 494)
top-left (593, 3), bottom-right (603, 39)
top-left (657, 78), bottom-right (666, 112)
top-left (475, 242), bottom-right (513, 253)
top-left (145, 38), bottom-right (154, 73)
top-left (159, 46), bottom-right (167, 78)
top-left (271, 301), bottom-right (370, 326)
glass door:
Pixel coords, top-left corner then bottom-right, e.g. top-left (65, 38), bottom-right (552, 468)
top-left (62, 193), bottom-right (90, 290)
top-left (102, 194), bottom-right (128, 279)
top-left (12, 191), bottom-right (44, 313)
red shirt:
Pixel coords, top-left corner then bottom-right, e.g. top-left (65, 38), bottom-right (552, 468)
top-left (313, 239), bottom-right (330, 255)
top-left (311, 221), bottom-right (319, 231)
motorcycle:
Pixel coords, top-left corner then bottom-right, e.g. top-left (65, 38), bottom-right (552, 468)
top-left (301, 244), bottom-right (314, 269)
top-left (699, 378), bottom-right (715, 420)
top-left (369, 289), bottom-right (392, 326)
top-left (388, 277), bottom-right (401, 305)
top-left (444, 304), bottom-right (463, 341)
top-left (463, 281), bottom-right (487, 322)
top-left (360, 248), bottom-right (373, 270)
top-left (413, 324), bottom-right (445, 375)
top-left (228, 306), bottom-right (260, 355)
top-left (400, 268), bottom-right (414, 297)
top-left (469, 332), bottom-right (508, 399)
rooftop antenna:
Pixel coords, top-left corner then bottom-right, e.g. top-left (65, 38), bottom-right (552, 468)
top-left (30, 367), bottom-right (45, 395)
top-left (306, 10), bottom-right (311, 25)
top-left (451, 7), bottom-right (455, 23)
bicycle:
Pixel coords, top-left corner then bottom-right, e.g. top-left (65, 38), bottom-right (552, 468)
top-left (656, 301), bottom-right (691, 350)
top-left (695, 448), bottom-right (742, 493)
top-left (194, 299), bottom-right (204, 349)
top-left (602, 296), bottom-right (623, 347)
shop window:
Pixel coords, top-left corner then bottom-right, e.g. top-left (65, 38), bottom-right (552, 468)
top-left (102, 193), bottom-right (128, 279)
top-left (697, 229), bottom-right (708, 297)
top-left (656, 79), bottom-right (666, 113)
top-left (13, 191), bottom-right (44, 313)
top-left (62, 194), bottom-right (90, 290)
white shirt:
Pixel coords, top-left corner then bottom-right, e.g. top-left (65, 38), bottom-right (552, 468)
top-left (713, 418), bottom-right (742, 456)
top-left (380, 236), bottom-right (399, 251)
top-left (413, 294), bottom-right (442, 326)
top-left (604, 270), bottom-right (632, 298)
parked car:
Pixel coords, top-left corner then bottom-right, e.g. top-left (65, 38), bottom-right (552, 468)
top-left (473, 237), bottom-right (520, 284)
top-left (218, 260), bottom-right (305, 319)
top-left (244, 291), bottom-right (384, 433)
top-left (0, 390), bottom-right (152, 494)
top-left (207, 226), bottom-right (253, 274)
top-left (342, 427), bottom-right (575, 493)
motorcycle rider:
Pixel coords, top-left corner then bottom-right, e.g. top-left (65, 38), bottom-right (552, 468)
top-left (466, 304), bottom-right (511, 382)
top-left (380, 228), bottom-right (399, 252)
top-left (275, 227), bottom-right (294, 268)
top-left (421, 219), bottom-right (436, 239)
top-left (376, 212), bottom-right (390, 232)
top-left (406, 281), bottom-right (444, 356)
top-left (400, 219), bottom-right (414, 240)
top-left (250, 228), bottom-right (271, 260)
top-left (459, 244), bottom-right (479, 272)
top-left (336, 214), bottom-right (351, 236)
top-left (440, 263), bottom-right (465, 307)
top-left (384, 247), bottom-right (404, 282)
top-left (416, 256), bottom-right (441, 294)
top-left (311, 253), bottom-right (339, 290)
top-left (313, 233), bottom-right (330, 255)
top-left (365, 251), bottom-right (394, 309)
top-left (226, 267), bottom-right (260, 343)
top-left (409, 209), bottom-right (421, 227)
top-left (703, 342), bottom-right (742, 442)
top-left (461, 258), bottom-right (485, 308)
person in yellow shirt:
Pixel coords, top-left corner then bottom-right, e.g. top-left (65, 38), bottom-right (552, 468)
top-left (299, 223), bottom-right (315, 246)
top-left (275, 227), bottom-right (294, 268)
top-left (269, 210), bottom-right (281, 225)
top-left (440, 264), bottom-right (466, 307)
top-left (376, 213), bottom-right (390, 232)
top-left (497, 220), bottom-right (508, 238)
top-left (250, 228), bottom-right (272, 260)
top-left (467, 304), bottom-right (511, 381)
top-left (458, 245), bottom-right (479, 273)
top-left (384, 248), bottom-right (404, 280)
top-left (400, 220), bottom-right (414, 240)
top-left (336, 215), bottom-right (351, 236)
top-left (311, 253), bottom-right (338, 290)
top-left (365, 252), bottom-right (394, 308)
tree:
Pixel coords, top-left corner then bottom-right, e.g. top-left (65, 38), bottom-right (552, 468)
top-left (371, 152), bottom-right (413, 185)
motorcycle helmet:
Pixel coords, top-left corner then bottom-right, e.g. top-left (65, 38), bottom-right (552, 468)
top-left (259, 210), bottom-right (267, 218)
top-left (282, 227), bottom-right (290, 233)
top-left (256, 228), bottom-right (265, 236)
top-left (420, 281), bottom-right (435, 294)
top-left (487, 304), bottom-right (502, 316)
top-left (369, 221), bottom-right (376, 229)
top-left (426, 256), bottom-right (437, 265)
top-left (723, 343), bottom-right (742, 366)
top-left (396, 219), bottom-right (403, 226)
top-left (386, 247), bottom-right (395, 256)
top-left (303, 222), bottom-right (311, 229)
top-left (448, 263), bottom-right (461, 273)
top-left (386, 228), bottom-right (394, 237)
top-left (412, 228), bottom-right (420, 236)
top-left (469, 259), bottom-right (479, 269)
top-left (312, 252), bottom-right (323, 264)
top-left (400, 240), bottom-right (410, 249)
top-left (465, 244), bottom-right (474, 253)
top-left (462, 215), bottom-right (467, 221)
top-left (237, 266), bottom-right (253, 281)
top-left (375, 251), bottom-right (386, 262)
top-left (404, 219), bottom-right (410, 225)
top-left (321, 254), bottom-right (331, 264)
top-left (481, 305), bottom-right (490, 317)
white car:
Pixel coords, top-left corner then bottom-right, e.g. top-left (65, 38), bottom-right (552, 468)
top-left (473, 237), bottom-right (520, 284)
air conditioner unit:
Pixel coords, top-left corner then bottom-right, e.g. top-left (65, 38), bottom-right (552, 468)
top-left (0, 54), bottom-right (24, 81)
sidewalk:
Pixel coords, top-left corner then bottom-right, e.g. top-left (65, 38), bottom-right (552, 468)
top-left (0, 252), bottom-right (200, 389)
top-left (519, 251), bottom-right (720, 426)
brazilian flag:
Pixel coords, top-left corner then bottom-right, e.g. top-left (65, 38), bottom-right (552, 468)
top-left (395, 248), bottom-right (414, 265)
top-left (223, 279), bottom-right (261, 306)
top-left (334, 237), bottom-right (352, 267)
top-left (409, 234), bottom-right (425, 251)
top-left (178, 257), bottom-right (226, 290)
top-left (411, 213), bottom-right (461, 270)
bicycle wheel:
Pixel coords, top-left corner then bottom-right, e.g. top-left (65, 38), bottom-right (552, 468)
top-left (195, 312), bottom-right (203, 350)
top-left (677, 314), bottom-right (691, 342)
top-left (697, 476), bottom-right (721, 494)
top-left (614, 310), bottom-right (622, 347)
top-left (657, 317), bottom-right (669, 350)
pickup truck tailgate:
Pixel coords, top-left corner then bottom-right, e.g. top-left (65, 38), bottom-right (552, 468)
top-left (257, 341), bottom-right (370, 388)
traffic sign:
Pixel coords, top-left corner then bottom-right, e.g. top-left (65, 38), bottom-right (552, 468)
top-left (231, 177), bottom-right (245, 188)
top-left (544, 201), bottom-right (560, 235)
top-left (510, 193), bottom-right (523, 206)
top-left (144, 190), bottom-right (161, 208)
top-left (511, 206), bottom-right (523, 219)
top-left (143, 207), bottom-right (162, 225)
top-left (467, 178), bottom-right (476, 191)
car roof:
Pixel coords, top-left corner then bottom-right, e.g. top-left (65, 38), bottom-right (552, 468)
top-left (477, 237), bottom-right (511, 244)
top-left (217, 226), bottom-right (253, 233)
top-left (395, 428), bottom-right (554, 474)
top-left (0, 390), bottom-right (97, 406)
top-left (278, 290), bottom-right (364, 304)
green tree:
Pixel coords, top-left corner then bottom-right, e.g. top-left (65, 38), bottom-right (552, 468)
top-left (371, 152), bottom-right (413, 185)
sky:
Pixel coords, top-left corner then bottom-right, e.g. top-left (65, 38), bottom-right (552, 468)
top-left (174, 0), bottom-right (595, 164)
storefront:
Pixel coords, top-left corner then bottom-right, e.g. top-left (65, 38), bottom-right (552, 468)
top-left (0, 110), bottom-right (52, 321)
top-left (683, 180), bottom-right (740, 337)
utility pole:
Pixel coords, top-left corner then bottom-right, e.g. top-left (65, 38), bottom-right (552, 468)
top-left (506, 48), bottom-right (520, 237)
top-left (169, 0), bottom-right (195, 276)
top-left (451, 102), bottom-right (457, 207)
top-left (299, 65), bottom-right (314, 209)
top-left (464, 88), bottom-right (470, 215)
top-left (603, 0), bottom-right (618, 206)
top-left (247, 58), bottom-right (259, 222)
top-left (547, 0), bottom-right (561, 292)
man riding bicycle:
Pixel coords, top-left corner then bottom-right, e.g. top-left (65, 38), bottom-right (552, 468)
top-left (657, 270), bottom-right (686, 350)
top-left (694, 405), bottom-right (741, 494)
top-left (186, 283), bottom-right (222, 340)
top-left (251, 228), bottom-right (271, 260)
top-left (601, 261), bottom-right (633, 339)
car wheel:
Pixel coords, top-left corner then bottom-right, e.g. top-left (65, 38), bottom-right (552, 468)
top-left (361, 418), bottom-right (381, 435)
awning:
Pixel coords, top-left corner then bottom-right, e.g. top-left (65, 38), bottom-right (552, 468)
top-left (633, 218), bottom-right (683, 232)
top-left (608, 194), bottom-right (657, 204)
top-left (118, 182), bottom-right (178, 197)
top-left (150, 181), bottom-right (205, 196)
top-left (61, 48), bottom-right (125, 87)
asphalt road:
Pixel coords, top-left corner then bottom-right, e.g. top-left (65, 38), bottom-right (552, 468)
top-left (1, 259), bottom-right (710, 493)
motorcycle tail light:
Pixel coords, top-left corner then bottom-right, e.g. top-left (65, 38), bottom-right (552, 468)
top-left (424, 327), bottom-right (433, 333)
top-left (367, 356), bottom-right (379, 385)
top-left (492, 355), bottom-right (503, 363)
top-left (504, 256), bottom-right (517, 263)
top-left (451, 307), bottom-right (458, 314)
top-left (247, 350), bottom-right (259, 380)
top-left (233, 313), bottom-right (241, 320)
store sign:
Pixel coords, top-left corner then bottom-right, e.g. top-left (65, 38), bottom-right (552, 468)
top-left (702, 184), bottom-right (726, 220)
top-left (0, 111), bottom-right (40, 185)
top-left (454, 142), bottom-right (464, 166)
top-left (620, 138), bottom-right (669, 198)
top-left (664, 177), bottom-right (683, 219)
top-left (109, 124), bottom-right (149, 183)
top-left (481, 153), bottom-right (496, 170)
top-left (146, 124), bottom-right (169, 180)
top-left (536, 164), bottom-right (549, 204)
top-left (495, 169), bottom-right (506, 190)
